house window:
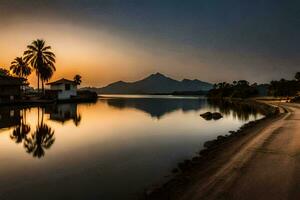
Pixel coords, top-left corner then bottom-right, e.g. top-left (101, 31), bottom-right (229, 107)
top-left (65, 84), bottom-right (70, 91)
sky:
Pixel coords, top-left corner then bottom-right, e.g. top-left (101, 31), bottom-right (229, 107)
top-left (0, 0), bottom-right (299, 87)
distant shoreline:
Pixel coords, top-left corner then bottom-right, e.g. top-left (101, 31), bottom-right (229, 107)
top-left (96, 91), bottom-right (208, 96)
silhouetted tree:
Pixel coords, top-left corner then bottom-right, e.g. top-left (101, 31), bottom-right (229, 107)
top-left (40, 64), bottom-right (54, 94)
top-left (269, 78), bottom-right (299, 97)
top-left (0, 67), bottom-right (10, 76)
top-left (74, 74), bottom-right (82, 86)
top-left (10, 57), bottom-right (31, 78)
top-left (295, 72), bottom-right (300, 81)
top-left (24, 39), bottom-right (56, 94)
top-left (208, 80), bottom-right (258, 99)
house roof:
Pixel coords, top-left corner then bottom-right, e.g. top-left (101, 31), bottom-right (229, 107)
top-left (0, 75), bottom-right (26, 86)
top-left (47, 78), bottom-right (75, 85)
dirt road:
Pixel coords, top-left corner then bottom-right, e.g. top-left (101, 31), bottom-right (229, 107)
top-left (180, 103), bottom-right (300, 200)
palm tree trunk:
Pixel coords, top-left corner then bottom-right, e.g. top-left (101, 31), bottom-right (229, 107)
top-left (37, 73), bottom-right (40, 95)
top-left (42, 79), bottom-right (44, 95)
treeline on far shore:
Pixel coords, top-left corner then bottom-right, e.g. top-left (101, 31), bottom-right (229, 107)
top-left (207, 72), bottom-right (300, 99)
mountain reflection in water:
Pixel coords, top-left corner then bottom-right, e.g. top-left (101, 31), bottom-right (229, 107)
top-left (100, 96), bottom-right (207, 118)
top-left (100, 96), bottom-right (262, 121)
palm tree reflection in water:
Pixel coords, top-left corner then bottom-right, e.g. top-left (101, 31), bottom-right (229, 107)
top-left (10, 108), bottom-right (55, 159)
top-left (10, 124), bottom-right (31, 144)
top-left (73, 114), bottom-right (82, 126)
top-left (10, 109), bottom-right (31, 144)
top-left (24, 123), bottom-right (55, 158)
top-left (24, 107), bottom-right (55, 158)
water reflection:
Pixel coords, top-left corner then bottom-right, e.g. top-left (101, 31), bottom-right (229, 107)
top-left (7, 108), bottom-right (56, 159)
top-left (45, 104), bottom-right (82, 126)
top-left (0, 97), bottom-right (264, 200)
top-left (10, 123), bottom-right (31, 144)
top-left (207, 99), bottom-right (261, 121)
top-left (0, 107), bottom-right (21, 129)
top-left (24, 123), bottom-right (55, 158)
top-left (101, 96), bottom-right (262, 121)
top-left (0, 98), bottom-right (263, 161)
top-left (1, 104), bottom-right (81, 159)
top-left (101, 97), bottom-right (207, 118)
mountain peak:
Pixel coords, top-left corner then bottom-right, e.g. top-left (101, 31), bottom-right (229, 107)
top-left (150, 72), bottom-right (166, 78)
top-left (182, 78), bottom-right (191, 82)
top-left (155, 72), bottom-right (164, 76)
top-left (145, 72), bottom-right (170, 81)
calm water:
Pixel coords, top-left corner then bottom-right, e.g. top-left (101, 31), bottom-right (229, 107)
top-left (0, 95), bottom-right (263, 199)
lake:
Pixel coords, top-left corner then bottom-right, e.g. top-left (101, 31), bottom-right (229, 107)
top-left (0, 95), bottom-right (263, 199)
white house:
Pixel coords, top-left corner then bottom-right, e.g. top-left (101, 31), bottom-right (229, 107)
top-left (47, 78), bottom-right (77, 100)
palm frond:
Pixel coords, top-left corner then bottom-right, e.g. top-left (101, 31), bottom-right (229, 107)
top-left (42, 46), bottom-right (51, 51)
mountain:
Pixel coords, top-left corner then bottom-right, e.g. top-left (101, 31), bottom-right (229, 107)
top-left (84, 72), bottom-right (213, 94)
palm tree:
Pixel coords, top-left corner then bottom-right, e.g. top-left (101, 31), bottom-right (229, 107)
top-left (40, 64), bottom-right (54, 93)
top-left (73, 74), bottom-right (82, 86)
top-left (23, 39), bottom-right (56, 94)
top-left (10, 57), bottom-right (31, 78)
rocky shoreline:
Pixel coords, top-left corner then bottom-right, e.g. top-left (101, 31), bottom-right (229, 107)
top-left (142, 100), bottom-right (280, 200)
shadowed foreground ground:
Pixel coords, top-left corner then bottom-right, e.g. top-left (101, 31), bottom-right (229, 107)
top-left (149, 102), bottom-right (300, 200)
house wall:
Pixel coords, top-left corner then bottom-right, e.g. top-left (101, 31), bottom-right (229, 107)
top-left (50, 84), bottom-right (77, 100)
top-left (0, 85), bottom-right (21, 103)
top-left (0, 85), bottom-right (21, 96)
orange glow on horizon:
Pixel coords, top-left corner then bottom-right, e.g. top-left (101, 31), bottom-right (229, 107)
top-left (0, 17), bottom-right (221, 87)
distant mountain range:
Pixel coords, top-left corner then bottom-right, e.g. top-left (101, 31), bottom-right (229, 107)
top-left (83, 72), bottom-right (213, 94)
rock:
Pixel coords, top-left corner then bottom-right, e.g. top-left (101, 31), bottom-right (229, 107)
top-left (229, 130), bottom-right (236, 135)
top-left (200, 112), bottom-right (213, 120)
top-left (200, 112), bottom-right (223, 120)
top-left (199, 148), bottom-right (209, 156)
top-left (217, 135), bottom-right (226, 141)
top-left (203, 140), bottom-right (215, 148)
top-left (177, 160), bottom-right (192, 172)
top-left (212, 112), bottom-right (223, 120)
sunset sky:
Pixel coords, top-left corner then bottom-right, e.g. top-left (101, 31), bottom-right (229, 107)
top-left (0, 0), bottom-right (299, 87)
